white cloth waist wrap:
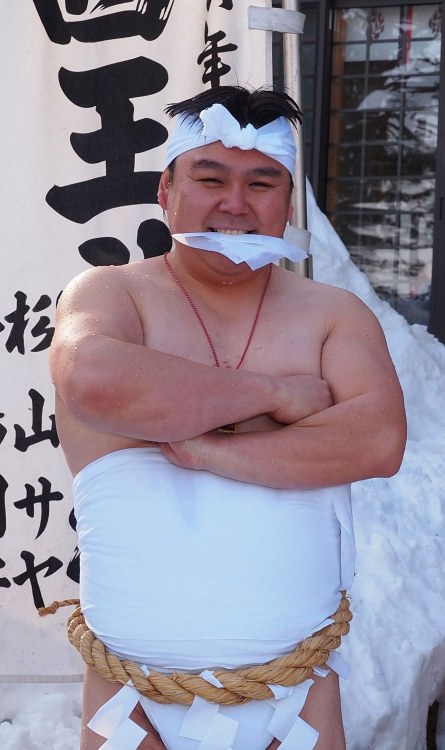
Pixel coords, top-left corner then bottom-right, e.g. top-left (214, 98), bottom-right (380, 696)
top-left (73, 446), bottom-right (355, 670)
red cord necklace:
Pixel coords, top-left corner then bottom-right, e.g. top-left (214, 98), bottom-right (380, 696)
top-left (163, 252), bottom-right (272, 370)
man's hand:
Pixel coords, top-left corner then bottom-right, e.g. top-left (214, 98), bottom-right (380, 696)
top-left (159, 434), bottom-right (216, 471)
top-left (269, 374), bottom-right (334, 424)
top-left (159, 375), bottom-right (334, 474)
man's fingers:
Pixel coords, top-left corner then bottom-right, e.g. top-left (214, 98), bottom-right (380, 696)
top-left (159, 441), bottom-right (186, 465)
top-left (270, 374), bottom-right (334, 424)
top-left (159, 436), bottom-right (214, 471)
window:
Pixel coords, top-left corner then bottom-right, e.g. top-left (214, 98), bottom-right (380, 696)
top-left (326, 4), bottom-right (441, 326)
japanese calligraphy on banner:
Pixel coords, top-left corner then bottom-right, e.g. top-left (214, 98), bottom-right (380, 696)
top-left (1, 0), bottom-right (271, 679)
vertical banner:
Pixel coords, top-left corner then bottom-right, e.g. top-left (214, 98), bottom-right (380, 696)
top-left (0, 0), bottom-right (271, 679)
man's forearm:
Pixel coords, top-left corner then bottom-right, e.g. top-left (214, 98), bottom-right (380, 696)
top-left (55, 336), bottom-right (270, 440)
top-left (54, 335), bottom-right (325, 442)
top-left (163, 393), bottom-right (406, 489)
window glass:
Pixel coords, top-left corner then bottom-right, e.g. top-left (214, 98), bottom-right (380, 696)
top-left (327, 4), bottom-right (441, 325)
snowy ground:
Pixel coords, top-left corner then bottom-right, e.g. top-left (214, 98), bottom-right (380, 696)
top-left (1, 184), bottom-right (444, 749)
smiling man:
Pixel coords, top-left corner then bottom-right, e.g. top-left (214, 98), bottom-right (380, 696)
top-left (50, 86), bottom-right (406, 750)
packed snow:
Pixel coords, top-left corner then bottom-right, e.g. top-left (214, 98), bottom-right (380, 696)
top-left (1, 183), bottom-right (444, 749)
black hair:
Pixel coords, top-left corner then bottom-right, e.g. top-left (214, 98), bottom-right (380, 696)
top-left (164, 86), bottom-right (300, 187)
top-left (165, 85), bottom-right (302, 130)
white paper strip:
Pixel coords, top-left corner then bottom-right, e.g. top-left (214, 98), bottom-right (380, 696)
top-left (267, 683), bottom-right (294, 700)
top-left (283, 223), bottom-right (311, 252)
top-left (327, 650), bottom-right (351, 679)
top-left (99, 717), bottom-right (148, 750)
top-left (172, 232), bottom-right (308, 270)
top-left (312, 665), bottom-right (330, 678)
top-left (248, 7), bottom-right (306, 34)
top-left (198, 712), bottom-right (239, 750)
top-left (267, 680), bottom-right (313, 739)
top-left (87, 684), bottom-right (141, 739)
top-left (179, 696), bottom-right (219, 740)
top-left (278, 715), bottom-right (319, 750)
top-left (200, 669), bottom-right (225, 688)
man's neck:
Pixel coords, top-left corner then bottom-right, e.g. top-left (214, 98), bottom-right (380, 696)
top-left (167, 245), bottom-right (272, 293)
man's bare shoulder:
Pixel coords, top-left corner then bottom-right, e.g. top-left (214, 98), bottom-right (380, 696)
top-left (276, 267), bottom-right (375, 323)
top-left (54, 257), bottom-right (167, 350)
top-left (60, 256), bottom-right (162, 302)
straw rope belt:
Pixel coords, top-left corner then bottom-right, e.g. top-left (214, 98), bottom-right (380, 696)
top-left (39, 594), bottom-right (352, 706)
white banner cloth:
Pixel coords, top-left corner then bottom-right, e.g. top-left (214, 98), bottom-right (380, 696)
top-left (1, 0), bottom-right (271, 679)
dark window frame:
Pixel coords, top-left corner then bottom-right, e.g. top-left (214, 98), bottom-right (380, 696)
top-left (428, 5), bottom-right (445, 342)
top-left (311, 0), bottom-right (445, 342)
top-left (272, 0), bottom-right (444, 341)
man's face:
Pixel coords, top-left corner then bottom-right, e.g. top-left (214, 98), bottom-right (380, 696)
top-left (158, 141), bottom-right (293, 241)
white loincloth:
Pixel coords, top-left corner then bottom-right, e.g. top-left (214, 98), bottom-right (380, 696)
top-left (74, 447), bottom-right (355, 750)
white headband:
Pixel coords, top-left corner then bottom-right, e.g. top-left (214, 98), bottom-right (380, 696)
top-left (166, 102), bottom-right (296, 175)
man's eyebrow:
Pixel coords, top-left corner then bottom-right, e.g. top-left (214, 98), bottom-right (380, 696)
top-left (190, 159), bottom-right (228, 171)
top-left (190, 159), bottom-right (283, 178)
top-left (248, 166), bottom-right (283, 178)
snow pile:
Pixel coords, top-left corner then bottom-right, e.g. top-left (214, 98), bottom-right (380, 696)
top-left (308, 181), bottom-right (445, 749)
top-left (0, 684), bottom-right (81, 750)
top-left (1, 184), bottom-right (444, 749)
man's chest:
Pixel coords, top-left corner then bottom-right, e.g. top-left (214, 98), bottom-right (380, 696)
top-left (140, 288), bottom-right (325, 377)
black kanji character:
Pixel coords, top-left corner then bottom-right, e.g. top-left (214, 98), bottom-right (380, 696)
top-left (14, 389), bottom-right (59, 452)
top-left (14, 478), bottom-right (64, 539)
top-left (32, 0), bottom-right (175, 44)
top-left (78, 218), bottom-right (172, 266)
top-left (137, 219), bottom-right (172, 259)
top-left (67, 508), bottom-right (80, 583)
top-left (0, 475), bottom-right (8, 538)
top-left (67, 546), bottom-right (80, 584)
top-left (31, 295), bottom-right (54, 352)
top-left (197, 24), bottom-right (237, 88)
top-left (0, 414), bottom-right (6, 446)
top-left (46, 58), bottom-right (168, 225)
top-left (0, 557), bottom-right (11, 589)
top-left (4, 292), bottom-right (30, 355)
top-left (206, 0), bottom-right (233, 9)
top-left (2, 293), bottom-right (54, 355)
top-left (13, 551), bottom-right (63, 609)
top-left (78, 237), bottom-right (131, 266)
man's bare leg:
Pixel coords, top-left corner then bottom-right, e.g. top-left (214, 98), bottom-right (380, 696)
top-left (81, 666), bottom-right (166, 750)
top-left (82, 665), bottom-right (344, 750)
top-left (300, 670), bottom-right (346, 749)
top-left (267, 670), bottom-right (345, 750)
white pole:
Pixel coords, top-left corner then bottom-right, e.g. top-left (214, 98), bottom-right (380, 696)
top-left (248, 3), bottom-right (311, 276)
top-left (282, 0), bottom-right (311, 277)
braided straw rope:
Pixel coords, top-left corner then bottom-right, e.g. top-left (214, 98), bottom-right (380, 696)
top-left (39, 594), bottom-right (352, 706)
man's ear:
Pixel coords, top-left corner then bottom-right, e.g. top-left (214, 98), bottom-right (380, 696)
top-left (287, 198), bottom-right (294, 222)
top-left (157, 170), bottom-right (170, 210)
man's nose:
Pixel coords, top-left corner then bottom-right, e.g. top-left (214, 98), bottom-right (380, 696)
top-left (218, 185), bottom-right (249, 214)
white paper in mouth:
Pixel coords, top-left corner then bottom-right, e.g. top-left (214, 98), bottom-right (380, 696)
top-left (171, 230), bottom-right (309, 270)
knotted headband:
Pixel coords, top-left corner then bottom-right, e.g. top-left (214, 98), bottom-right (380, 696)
top-left (165, 103), bottom-right (308, 268)
top-left (166, 103), bottom-right (297, 175)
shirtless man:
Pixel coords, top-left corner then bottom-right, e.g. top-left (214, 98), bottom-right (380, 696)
top-left (50, 86), bottom-right (406, 750)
